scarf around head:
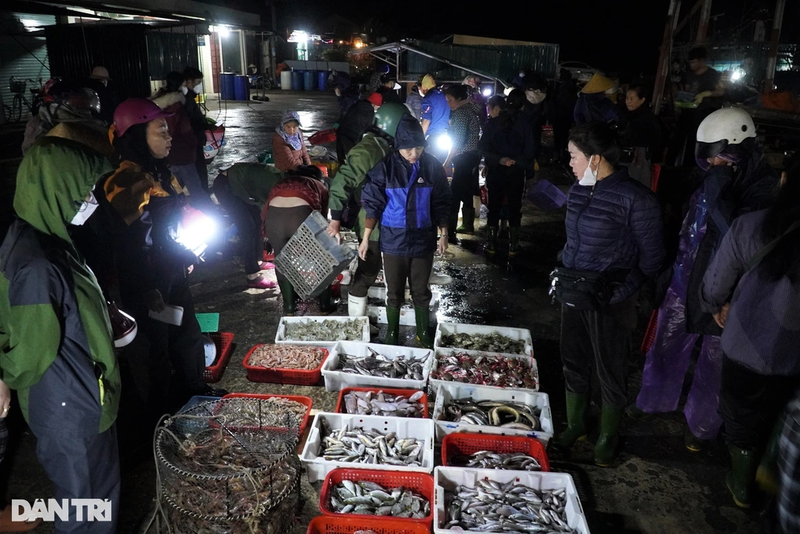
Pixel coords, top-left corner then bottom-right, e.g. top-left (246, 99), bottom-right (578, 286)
top-left (276, 111), bottom-right (303, 151)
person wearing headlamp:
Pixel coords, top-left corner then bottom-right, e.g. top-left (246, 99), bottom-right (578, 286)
top-left (418, 74), bottom-right (451, 164)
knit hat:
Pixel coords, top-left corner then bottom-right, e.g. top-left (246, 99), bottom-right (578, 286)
top-left (366, 93), bottom-right (383, 106)
top-left (394, 114), bottom-right (427, 150)
top-left (281, 110), bottom-right (302, 126)
top-left (421, 74), bottom-right (437, 91)
top-left (581, 73), bottom-right (615, 94)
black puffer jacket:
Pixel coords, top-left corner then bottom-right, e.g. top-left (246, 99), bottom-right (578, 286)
top-left (561, 168), bottom-right (665, 303)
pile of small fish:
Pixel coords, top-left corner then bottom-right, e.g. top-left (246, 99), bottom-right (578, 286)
top-left (248, 344), bottom-right (327, 370)
top-left (449, 450), bottom-right (542, 471)
top-left (320, 427), bottom-right (425, 467)
top-left (439, 332), bottom-right (527, 355)
top-left (444, 480), bottom-right (576, 533)
top-left (338, 348), bottom-right (428, 381)
top-left (430, 353), bottom-right (538, 389)
top-left (328, 479), bottom-right (430, 519)
top-left (283, 318), bottom-right (365, 342)
top-left (214, 397), bottom-right (308, 429)
top-left (342, 389), bottom-right (425, 418)
top-left (444, 398), bottom-right (541, 431)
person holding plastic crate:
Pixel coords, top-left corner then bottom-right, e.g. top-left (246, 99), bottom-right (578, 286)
top-left (264, 165), bottom-right (336, 315)
top-left (360, 115), bottom-right (451, 348)
top-left (327, 103), bottom-right (410, 320)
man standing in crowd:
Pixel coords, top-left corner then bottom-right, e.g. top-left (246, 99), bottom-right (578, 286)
top-left (419, 74), bottom-right (450, 163)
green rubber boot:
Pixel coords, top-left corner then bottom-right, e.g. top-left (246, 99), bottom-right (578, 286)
top-left (278, 279), bottom-right (296, 315)
top-left (509, 227), bottom-right (521, 255)
top-left (554, 391), bottom-right (588, 449)
top-left (727, 446), bottom-right (758, 508)
top-left (756, 417), bottom-right (783, 495)
top-left (414, 306), bottom-right (433, 348)
top-left (384, 306), bottom-right (400, 345)
top-left (485, 226), bottom-right (498, 255)
top-left (594, 404), bottom-right (624, 467)
top-left (456, 208), bottom-right (475, 234)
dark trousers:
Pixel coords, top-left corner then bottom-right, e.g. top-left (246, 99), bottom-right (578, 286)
top-left (228, 197), bottom-right (263, 275)
top-left (560, 300), bottom-right (637, 408)
top-left (336, 135), bottom-right (358, 164)
top-left (383, 252), bottom-right (434, 309)
top-left (719, 356), bottom-right (800, 450)
top-left (449, 152), bottom-right (480, 227)
top-left (350, 240), bottom-right (382, 298)
top-left (487, 165), bottom-right (525, 227)
top-left (263, 205), bottom-right (314, 283)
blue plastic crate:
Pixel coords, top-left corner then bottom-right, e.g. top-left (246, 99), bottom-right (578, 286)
top-left (527, 180), bottom-right (567, 211)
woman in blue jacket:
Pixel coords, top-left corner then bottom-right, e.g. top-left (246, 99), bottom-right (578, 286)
top-left (360, 115), bottom-right (451, 347)
top-left (554, 122), bottom-right (664, 466)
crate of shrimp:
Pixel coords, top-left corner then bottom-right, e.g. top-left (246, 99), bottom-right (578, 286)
top-left (221, 393), bottom-right (314, 435)
top-left (429, 350), bottom-right (539, 394)
top-left (275, 316), bottom-right (370, 345)
top-left (243, 343), bottom-right (332, 385)
top-left (300, 412), bottom-right (435, 483)
top-left (434, 323), bottom-right (534, 357)
top-left (441, 433), bottom-right (550, 472)
top-left (274, 210), bottom-right (355, 299)
top-left (321, 341), bottom-right (433, 392)
top-left (432, 382), bottom-right (553, 445)
top-left (335, 387), bottom-right (429, 418)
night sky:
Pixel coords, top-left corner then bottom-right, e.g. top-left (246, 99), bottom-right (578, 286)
top-left (236, 0), bottom-right (800, 75)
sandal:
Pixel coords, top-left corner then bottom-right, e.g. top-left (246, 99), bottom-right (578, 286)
top-left (247, 275), bottom-right (277, 289)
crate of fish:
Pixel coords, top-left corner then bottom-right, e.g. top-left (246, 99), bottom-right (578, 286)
top-left (366, 286), bottom-right (440, 326)
top-left (275, 316), bottom-right (370, 345)
top-left (300, 412), bottom-right (436, 483)
top-left (429, 350), bottom-right (539, 394)
top-left (441, 433), bottom-right (550, 472)
top-left (307, 516), bottom-right (431, 534)
top-left (274, 210), bottom-right (356, 299)
top-left (321, 342), bottom-right (433, 392)
top-left (434, 323), bottom-right (534, 358)
top-left (433, 467), bottom-right (590, 534)
top-left (319, 468), bottom-right (434, 524)
top-left (243, 343), bottom-right (332, 385)
top-left (432, 382), bottom-right (553, 445)
top-left (221, 393), bottom-right (314, 435)
top-left (335, 387), bottom-right (429, 418)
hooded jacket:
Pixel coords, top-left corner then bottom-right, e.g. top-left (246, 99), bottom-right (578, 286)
top-left (361, 117), bottom-right (450, 257)
top-left (561, 167), bottom-right (665, 303)
top-left (151, 91), bottom-right (197, 166)
top-left (0, 137), bottom-right (121, 435)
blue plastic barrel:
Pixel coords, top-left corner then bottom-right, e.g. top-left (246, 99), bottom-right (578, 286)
top-left (317, 70), bottom-right (328, 91)
top-left (219, 72), bottom-right (235, 100)
top-left (291, 70), bottom-right (304, 91)
top-left (234, 75), bottom-right (249, 101)
top-left (304, 70), bottom-right (317, 91)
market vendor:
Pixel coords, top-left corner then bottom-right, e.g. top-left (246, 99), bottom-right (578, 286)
top-left (272, 110), bottom-right (311, 172)
top-left (360, 114), bottom-right (451, 348)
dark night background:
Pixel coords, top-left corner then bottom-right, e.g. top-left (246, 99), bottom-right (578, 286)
top-left (218, 0), bottom-right (800, 77)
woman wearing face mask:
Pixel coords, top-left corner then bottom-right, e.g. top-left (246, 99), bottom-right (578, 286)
top-left (273, 110), bottom-right (311, 172)
top-left (478, 90), bottom-right (534, 255)
top-left (181, 67), bottom-right (211, 191)
top-left (522, 76), bottom-right (554, 177)
top-left (619, 83), bottom-right (663, 189)
top-left (553, 121), bottom-right (664, 467)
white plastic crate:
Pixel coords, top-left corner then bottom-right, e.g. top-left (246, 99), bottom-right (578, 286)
top-left (321, 341), bottom-right (433, 392)
top-left (300, 412), bottom-right (435, 483)
top-left (434, 323), bottom-right (534, 358)
top-left (432, 382), bottom-right (553, 446)
top-left (429, 349), bottom-right (540, 395)
top-left (366, 286), bottom-right (440, 326)
top-left (274, 211), bottom-right (355, 298)
top-left (433, 467), bottom-right (590, 534)
top-left (275, 316), bottom-right (370, 345)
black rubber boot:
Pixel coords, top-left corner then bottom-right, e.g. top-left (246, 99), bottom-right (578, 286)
top-left (414, 306), bottom-right (433, 348)
top-left (485, 226), bottom-right (498, 255)
top-left (594, 404), bottom-right (623, 467)
top-left (509, 227), bottom-right (520, 255)
top-left (554, 391), bottom-right (588, 449)
top-left (727, 445), bottom-right (758, 508)
top-left (318, 286), bottom-right (339, 315)
top-left (385, 307), bottom-right (400, 345)
top-left (457, 207), bottom-right (475, 234)
top-left (277, 279), bottom-right (296, 315)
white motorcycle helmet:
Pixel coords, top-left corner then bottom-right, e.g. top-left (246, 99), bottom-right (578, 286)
top-left (695, 107), bottom-right (756, 161)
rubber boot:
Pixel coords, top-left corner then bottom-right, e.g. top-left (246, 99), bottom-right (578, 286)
top-left (509, 227), bottom-right (520, 255)
top-left (554, 391), bottom-right (588, 449)
top-left (457, 207), bottom-right (475, 234)
top-left (594, 404), bottom-right (624, 467)
top-left (278, 279), bottom-right (296, 315)
top-left (318, 286), bottom-right (339, 315)
top-left (727, 445), bottom-right (758, 508)
top-left (414, 306), bottom-right (433, 348)
top-left (684, 426), bottom-right (708, 452)
top-left (385, 306), bottom-right (400, 345)
top-left (756, 418), bottom-right (783, 495)
top-left (625, 403), bottom-right (653, 421)
top-left (349, 293), bottom-right (378, 335)
top-left (485, 226), bottom-right (498, 255)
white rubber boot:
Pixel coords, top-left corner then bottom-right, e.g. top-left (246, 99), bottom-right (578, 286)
top-left (348, 294), bottom-right (378, 335)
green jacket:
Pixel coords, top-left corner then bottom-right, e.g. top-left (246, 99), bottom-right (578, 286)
top-left (227, 163), bottom-right (284, 207)
top-left (0, 137), bottom-right (121, 434)
top-left (328, 132), bottom-right (390, 241)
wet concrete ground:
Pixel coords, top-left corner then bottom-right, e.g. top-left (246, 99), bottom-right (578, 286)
top-left (3, 92), bottom-right (767, 533)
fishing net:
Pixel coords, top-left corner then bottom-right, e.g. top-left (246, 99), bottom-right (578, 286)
top-left (151, 398), bottom-right (304, 531)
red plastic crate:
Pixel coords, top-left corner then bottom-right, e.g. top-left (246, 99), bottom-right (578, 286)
top-left (319, 468), bottom-right (434, 525)
top-left (334, 387), bottom-right (429, 418)
top-left (441, 433), bottom-right (550, 472)
top-left (243, 344), bottom-right (328, 385)
top-left (307, 516), bottom-right (429, 534)
top-left (221, 393), bottom-right (313, 435)
top-left (203, 332), bottom-right (234, 383)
